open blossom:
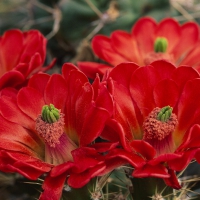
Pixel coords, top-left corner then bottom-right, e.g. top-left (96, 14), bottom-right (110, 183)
top-left (78, 17), bottom-right (200, 79)
top-left (0, 29), bottom-right (54, 89)
top-left (100, 60), bottom-right (200, 188)
top-left (0, 63), bottom-right (114, 200)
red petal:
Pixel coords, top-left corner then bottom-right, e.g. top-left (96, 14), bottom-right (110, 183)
top-left (133, 164), bottom-right (170, 178)
top-left (180, 41), bottom-right (200, 67)
top-left (80, 102), bottom-right (111, 146)
top-left (153, 79), bottom-right (179, 108)
top-left (44, 74), bottom-right (67, 110)
top-left (150, 60), bottom-right (176, 79)
top-left (92, 35), bottom-right (127, 66)
top-left (111, 30), bottom-right (141, 64)
top-left (173, 22), bottom-right (199, 61)
top-left (15, 63), bottom-right (29, 76)
top-left (172, 66), bottom-right (199, 92)
top-left (17, 87), bottom-right (45, 120)
top-left (62, 62), bottom-right (78, 80)
top-left (68, 162), bottom-right (106, 188)
top-left (0, 30), bottom-right (23, 71)
top-left (109, 62), bottom-right (140, 88)
top-left (51, 147), bottom-right (104, 177)
top-left (25, 53), bottom-right (43, 76)
top-left (0, 70), bottom-right (25, 90)
top-left (0, 87), bottom-right (18, 98)
top-left (39, 172), bottom-right (66, 200)
top-left (195, 149), bottom-right (200, 163)
top-left (93, 86), bottom-right (113, 117)
top-left (64, 67), bottom-right (88, 87)
top-left (148, 153), bottom-right (182, 166)
top-left (167, 150), bottom-right (196, 171)
top-left (164, 169), bottom-right (181, 189)
top-left (28, 73), bottom-right (50, 95)
top-left (101, 119), bottom-right (130, 150)
top-left (176, 79), bottom-right (200, 135)
top-left (78, 61), bottom-right (111, 79)
top-left (20, 30), bottom-right (46, 64)
top-left (0, 94), bottom-right (35, 130)
top-left (50, 161), bottom-right (75, 177)
top-left (130, 66), bottom-right (158, 117)
top-left (64, 71), bottom-right (90, 143)
top-left (176, 124), bottom-right (200, 151)
top-left (130, 140), bottom-right (156, 160)
top-left (106, 148), bottom-right (145, 168)
top-left (90, 142), bottom-right (119, 153)
top-left (155, 18), bottom-right (181, 52)
top-left (0, 123), bottom-right (43, 158)
top-left (131, 17), bottom-right (157, 56)
top-left (0, 150), bottom-right (51, 180)
top-left (111, 82), bottom-right (142, 140)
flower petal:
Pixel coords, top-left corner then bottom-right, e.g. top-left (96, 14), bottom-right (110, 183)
top-left (28, 73), bottom-right (50, 95)
top-left (0, 93), bottom-right (35, 130)
top-left (0, 150), bottom-right (51, 180)
top-left (172, 66), bottom-right (199, 92)
top-left (176, 79), bottom-right (200, 137)
top-left (78, 61), bottom-right (111, 79)
top-left (150, 60), bottom-right (176, 79)
top-left (173, 22), bottom-right (199, 61)
top-left (0, 29), bottom-right (23, 71)
top-left (153, 79), bottom-right (179, 108)
top-left (133, 164), bottom-right (170, 178)
top-left (130, 66), bottom-right (158, 117)
top-left (68, 162), bottom-right (106, 188)
top-left (17, 87), bottom-right (45, 120)
top-left (164, 169), bottom-right (181, 189)
top-left (92, 35), bottom-right (127, 66)
top-left (130, 140), bottom-right (156, 160)
top-left (0, 70), bottom-right (25, 90)
top-left (39, 172), bottom-right (66, 200)
top-left (155, 18), bottom-right (181, 52)
top-left (44, 74), bottom-right (67, 110)
top-left (20, 30), bottom-right (46, 64)
top-left (131, 17), bottom-right (156, 55)
top-left (109, 62), bottom-right (140, 88)
top-left (111, 30), bottom-right (141, 64)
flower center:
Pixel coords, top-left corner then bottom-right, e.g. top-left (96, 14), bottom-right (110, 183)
top-left (154, 37), bottom-right (168, 53)
top-left (143, 52), bottom-right (174, 65)
top-left (143, 37), bottom-right (174, 65)
top-left (35, 104), bottom-right (65, 148)
top-left (142, 106), bottom-right (178, 155)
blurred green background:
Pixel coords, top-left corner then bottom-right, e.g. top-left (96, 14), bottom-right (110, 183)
top-left (1, 0), bottom-right (200, 199)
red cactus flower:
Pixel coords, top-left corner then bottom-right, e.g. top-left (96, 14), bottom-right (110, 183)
top-left (0, 63), bottom-right (113, 200)
top-left (0, 29), bottom-right (54, 89)
top-left (78, 17), bottom-right (200, 79)
top-left (100, 60), bottom-right (200, 189)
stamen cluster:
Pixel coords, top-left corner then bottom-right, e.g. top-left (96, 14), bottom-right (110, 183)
top-left (36, 106), bottom-right (65, 148)
top-left (143, 107), bottom-right (178, 141)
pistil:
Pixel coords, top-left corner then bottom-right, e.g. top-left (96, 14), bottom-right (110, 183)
top-left (154, 37), bottom-right (168, 53)
top-left (144, 37), bottom-right (174, 65)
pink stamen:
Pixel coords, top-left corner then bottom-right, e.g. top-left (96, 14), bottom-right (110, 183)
top-left (144, 52), bottom-right (174, 65)
top-left (143, 107), bottom-right (178, 141)
top-left (142, 107), bottom-right (178, 155)
top-left (35, 113), bottom-right (65, 148)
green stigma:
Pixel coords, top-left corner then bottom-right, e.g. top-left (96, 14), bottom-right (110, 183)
top-left (154, 37), bottom-right (168, 53)
top-left (42, 104), bottom-right (60, 123)
top-left (157, 106), bottom-right (172, 122)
